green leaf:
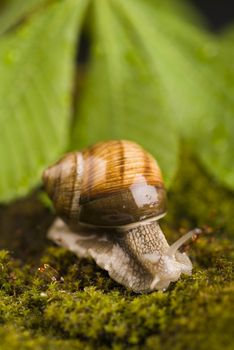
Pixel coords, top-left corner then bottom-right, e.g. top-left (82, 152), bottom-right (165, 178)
top-left (111, 0), bottom-right (210, 135)
top-left (71, 0), bottom-right (179, 186)
top-left (0, 0), bottom-right (45, 35)
top-left (0, 0), bottom-right (90, 202)
top-left (112, 0), bottom-right (234, 189)
top-left (145, 0), bottom-right (206, 26)
top-left (156, 12), bottom-right (234, 188)
top-left (192, 32), bottom-right (234, 189)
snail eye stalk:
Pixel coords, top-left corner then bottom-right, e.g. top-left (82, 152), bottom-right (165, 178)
top-left (167, 228), bottom-right (202, 257)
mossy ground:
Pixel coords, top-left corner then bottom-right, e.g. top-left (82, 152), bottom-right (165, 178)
top-left (0, 152), bottom-right (233, 350)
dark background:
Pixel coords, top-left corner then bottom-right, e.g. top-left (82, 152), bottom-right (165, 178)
top-left (191, 0), bottom-right (234, 31)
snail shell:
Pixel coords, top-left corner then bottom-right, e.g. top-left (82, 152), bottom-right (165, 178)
top-left (43, 140), bottom-right (197, 293)
top-left (43, 140), bottom-right (166, 227)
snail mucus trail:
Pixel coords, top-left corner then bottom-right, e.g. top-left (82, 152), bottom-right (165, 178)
top-left (43, 140), bottom-right (201, 293)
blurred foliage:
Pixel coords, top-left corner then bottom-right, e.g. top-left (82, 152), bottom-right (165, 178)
top-left (0, 0), bottom-right (45, 35)
top-left (0, 0), bottom-right (234, 201)
top-left (0, 0), bottom-right (89, 200)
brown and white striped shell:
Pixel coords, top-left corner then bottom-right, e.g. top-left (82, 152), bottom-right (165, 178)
top-left (43, 140), bottom-right (166, 227)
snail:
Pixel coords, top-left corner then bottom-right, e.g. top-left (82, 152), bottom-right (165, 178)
top-left (43, 140), bottom-right (200, 293)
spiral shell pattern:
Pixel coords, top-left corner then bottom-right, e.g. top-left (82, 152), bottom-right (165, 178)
top-left (43, 140), bottom-right (166, 227)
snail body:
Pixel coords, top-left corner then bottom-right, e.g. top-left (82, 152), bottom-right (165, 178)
top-left (43, 140), bottom-right (197, 293)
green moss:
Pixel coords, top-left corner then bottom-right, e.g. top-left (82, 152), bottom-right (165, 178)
top-left (0, 154), bottom-right (233, 349)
